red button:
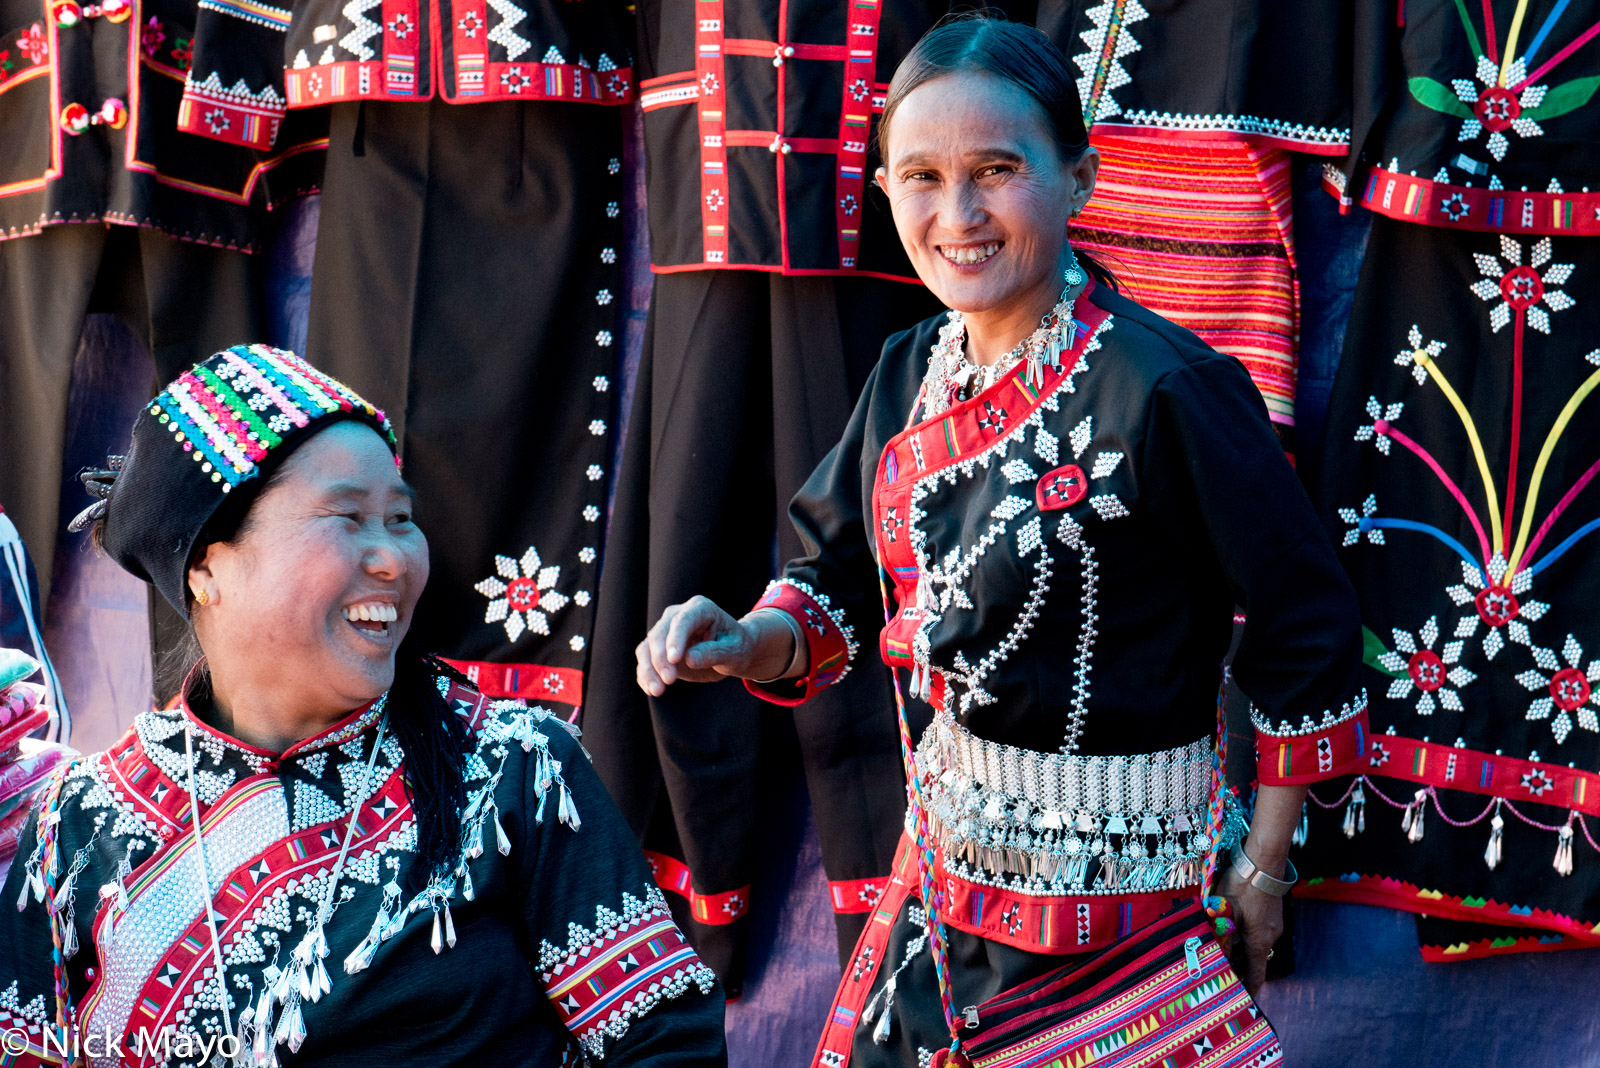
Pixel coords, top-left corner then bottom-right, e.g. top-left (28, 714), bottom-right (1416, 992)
top-left (159, 824), bottom-right (175, 840)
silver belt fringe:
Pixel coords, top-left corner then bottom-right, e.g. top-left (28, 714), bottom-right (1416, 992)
top-left (914, 712), bottom-right (1218, 896)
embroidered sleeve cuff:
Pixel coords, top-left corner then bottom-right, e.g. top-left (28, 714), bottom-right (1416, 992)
top-left (1253, 689), bottom-right (1369, 785)
top-left (538, 886), bottom-right (718, 1061)
top-left (742, 579), bottom-right (856, 707)
top-left (177, 72), bottom-right (285, 149)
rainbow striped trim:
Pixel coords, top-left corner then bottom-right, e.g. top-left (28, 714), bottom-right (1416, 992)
top-left (147, 345), bottom-right (394, 495)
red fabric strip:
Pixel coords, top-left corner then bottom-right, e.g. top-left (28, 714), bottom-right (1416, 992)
top-left (441, 659), bottom-right (582, 707)
top-left (643, 851), bottom-right (751, 924)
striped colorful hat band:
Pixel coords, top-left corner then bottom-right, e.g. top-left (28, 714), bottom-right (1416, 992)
top-left (148, 343), bottom-right (396, 493)
top-left (96, 344), bottom-right (397, 616)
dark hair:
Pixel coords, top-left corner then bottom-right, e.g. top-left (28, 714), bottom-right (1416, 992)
top-left (125, 433), bottom-right (470, 899)
top-left (878, 14), bottom-right (1090, 168)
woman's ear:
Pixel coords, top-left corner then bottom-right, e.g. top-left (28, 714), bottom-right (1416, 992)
top-left (873, 166), bottom-right (888, 192)
top-left (1068, 146), bottom-right (1100, 216)
top-left (188, 543), bottom-right (221, 608)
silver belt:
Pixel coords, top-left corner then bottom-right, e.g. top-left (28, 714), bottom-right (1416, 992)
top-left (914, 712), bottom-right (1219, 896)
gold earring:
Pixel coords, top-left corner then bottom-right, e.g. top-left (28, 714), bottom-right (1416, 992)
top-left (194, 589), bottom-right (210, 606)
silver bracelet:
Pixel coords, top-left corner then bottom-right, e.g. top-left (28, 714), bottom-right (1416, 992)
top-left (1229, 846), bottom-right (1297, 897)
top-left (748, 608), bottom-right (807, 684)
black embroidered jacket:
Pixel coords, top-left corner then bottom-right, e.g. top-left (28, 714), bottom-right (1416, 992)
top-left (0, 0), bottom-right (324, 250)
top-left (636, 0), bottom-right (1350, 278)
top-left (174, 0), bottom-right (634, 152)
top-left (0, 677), bottom-right (725, 1066)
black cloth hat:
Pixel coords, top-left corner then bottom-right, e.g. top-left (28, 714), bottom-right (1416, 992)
top-left (76, 344), bottom-right (397, 617)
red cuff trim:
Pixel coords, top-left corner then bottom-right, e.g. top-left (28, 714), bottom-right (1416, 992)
top-left (1256, 709), bottom-right (1369, 785)
top-left (742, 580), bottom-right (852, 707)
top-left (177, 75), bottom-right (284, 149)
top-left (441, 659), bottom-right (581, 708)
top-left (644, 851), bottom-right (750, 924)
top-left (827, 875), bottom-right (889, 914)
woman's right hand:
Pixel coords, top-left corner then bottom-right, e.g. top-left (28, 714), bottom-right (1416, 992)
top-left (635, 596), bottom-right (796, 696)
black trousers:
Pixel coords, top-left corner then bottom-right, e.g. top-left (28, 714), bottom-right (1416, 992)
top-left (306, 99), bottom-right (624, 693)
top-left (0, 225), bottom-right (263, 610)
top-left (584, 268), bottom-right (944, 992)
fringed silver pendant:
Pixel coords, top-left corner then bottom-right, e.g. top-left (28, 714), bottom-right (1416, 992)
top-left (1402, 788), bottom-right (1428, 842)
top-left (494, 810), bottom-right (513, 856)
top-left (1554, 816), bottom-right (1575, 876)
top-left (1485, 802), bottom-right (1504, 870)
top-left (871, 977), bottom-right (896, 1045)
top-left (1342, 781), bottom-right (1366, 839)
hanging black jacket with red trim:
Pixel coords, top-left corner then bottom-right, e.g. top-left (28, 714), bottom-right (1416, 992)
top-left (635, 0), bottom-right (1351, 279)
top-left (0, 0), bottom-right (324, 250)
top-left (173, 0), bottom-right (634, 152)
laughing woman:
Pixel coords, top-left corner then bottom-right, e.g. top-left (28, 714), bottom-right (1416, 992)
top-left (637, 17), bottom-right (1368, 1068)
top-left (0, 346), bottom-right (725, 1067)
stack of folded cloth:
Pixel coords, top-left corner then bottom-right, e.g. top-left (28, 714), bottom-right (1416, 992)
top-left (0, 648), bottom-right (75, 885)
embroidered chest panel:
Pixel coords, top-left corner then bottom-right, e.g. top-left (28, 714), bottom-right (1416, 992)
top-left (873, 305), bottom-right (1137, 737)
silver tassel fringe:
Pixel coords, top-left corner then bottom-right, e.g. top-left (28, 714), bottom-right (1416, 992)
top-left (1342, 781), bottom-right (1366, 839)
top-left (1485, 802), bottom-right (1504, 871)
top-left (1402, 788), bottom-right (1428, 843)
top-left (1555, 816), bottom-right (1575, 877)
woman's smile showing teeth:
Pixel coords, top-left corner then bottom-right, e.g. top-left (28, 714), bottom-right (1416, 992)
top-left (940, 241), bottom-right (1001, 266)
top-left (345, 601), bottom-right (398, 636)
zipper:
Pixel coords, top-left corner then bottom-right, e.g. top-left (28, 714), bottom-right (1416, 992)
top-left (963, 1005), bottom-right (980, 1029)
top-left (1184, 936), bottom-right (1202, 975)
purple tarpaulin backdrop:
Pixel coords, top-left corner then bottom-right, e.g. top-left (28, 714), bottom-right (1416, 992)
top-left (31, 136), bottom-right (1600, 1066)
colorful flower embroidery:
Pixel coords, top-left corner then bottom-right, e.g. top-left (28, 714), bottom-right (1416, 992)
top-left (475, 547), bottom-right (571, 642)
top-left (1469, 236), bottom-right (1574, 334)
top-left (140, 16), bottom-right (165, 57)
top-left (1392, 325), bottom-right (1446, 384)
top-left (1444, 558), bottom-right (1547, 661)
top-left (17, 23), bottom-right (47, 65)
top-left (1450, 55), bottom-right (1547, 162)
top-left (1515, 634), bottom-right (1600, 744)
top-left (1379, 616), bottom-right (1476, 716)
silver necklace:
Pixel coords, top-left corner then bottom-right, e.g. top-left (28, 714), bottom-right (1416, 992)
top-left (184, 696), bottom-right (390, 1065)
top-left (920, 250), bottom-right (1085, 421)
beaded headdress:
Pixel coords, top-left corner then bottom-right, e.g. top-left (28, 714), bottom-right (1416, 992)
top-left (74, 344), bottom-right (397, 616)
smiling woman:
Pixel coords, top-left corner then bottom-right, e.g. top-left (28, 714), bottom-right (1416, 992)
top-left (635, 16), bottom-right (1369, 1068)
top-left (0, 346), bottom-right (726, 1068)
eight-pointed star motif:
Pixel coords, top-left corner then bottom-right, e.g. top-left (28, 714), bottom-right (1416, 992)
top-left (1445, 556), bottom-right (1546, 661)
top-left (474, 546), bottom-right (571, 642)
top-left (1468, 235), bottom-right (1575, 334)
top-left (1515, 633), bottom-right (1600, 744)
top-left (1451, 54), bottom-right (1547, 162)
top-left (1380, 616), bottom-right (1476, 717)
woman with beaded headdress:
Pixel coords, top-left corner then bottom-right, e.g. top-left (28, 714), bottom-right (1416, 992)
top-left (637, 16), bottom-right (1368, 1068)
top-left (0, 345), bottom-right (726, 1067)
